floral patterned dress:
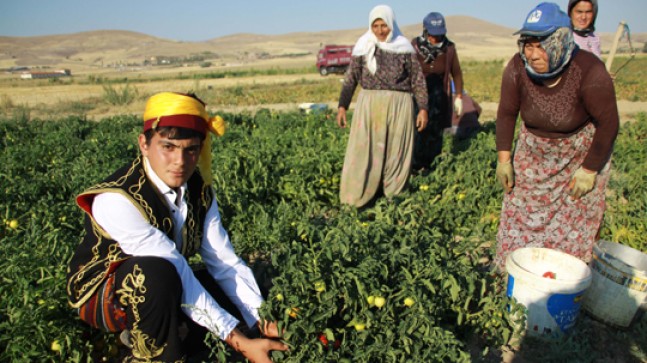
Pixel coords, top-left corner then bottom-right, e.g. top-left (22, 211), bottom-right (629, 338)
top-left (495, 123), bottom-right (611, 268)
top-left (494, 51), bottom-right (618, 269)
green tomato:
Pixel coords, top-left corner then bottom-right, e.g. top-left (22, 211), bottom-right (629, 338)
top-left (354, 323), bottom-right (366, 331)
top-left (404, 297), bottom-right (415, 307)
top-left (314, 281), bottom-right (326, 292)
top-left (374, 296), bottom-right (386, 308)
top-left (366, 295), bottom-right (375, 306)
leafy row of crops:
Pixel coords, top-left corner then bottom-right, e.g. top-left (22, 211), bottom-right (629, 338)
top-left (0, 111), bottom-right (645, 362)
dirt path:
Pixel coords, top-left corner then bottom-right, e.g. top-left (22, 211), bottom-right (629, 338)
top-left (477, 100), bottom-right (647, 124)
top-left (2, 71), bottom-right (645, 122)
top-left (216, 100), bottom-right (647, 124)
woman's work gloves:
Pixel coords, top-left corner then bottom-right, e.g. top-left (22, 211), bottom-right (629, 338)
top-left (496, 160), bottom-right (514, 193)
top-left (454, 97), bottom-right (463, 116)
top-left (569, 167), bottom-right (596, 200)
top-left (496, 161), bottom-right (596, 200)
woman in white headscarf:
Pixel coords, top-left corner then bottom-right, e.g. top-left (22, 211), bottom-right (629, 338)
top-left (336, 5), bottom-right (429, 208)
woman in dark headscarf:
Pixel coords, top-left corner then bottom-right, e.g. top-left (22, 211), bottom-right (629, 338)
top-left (411, 12), bottom-right (464, 170)
top-left (336, 5), bottom-right (428, 208)
top-left (494, 2), bottom-right (618, 269)
top-left (568, 0), bottom-right (601, 57)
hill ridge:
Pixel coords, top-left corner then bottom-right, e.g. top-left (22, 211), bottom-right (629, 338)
top-left (0, 15), bottom-right (642, 71)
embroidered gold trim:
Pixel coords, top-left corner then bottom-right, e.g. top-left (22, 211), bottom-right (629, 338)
top-left (117, 264), bottom-right (167, 360)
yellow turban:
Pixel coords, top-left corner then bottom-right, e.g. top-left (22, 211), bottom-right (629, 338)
top-left (143, 92), bottom-right (225, 185)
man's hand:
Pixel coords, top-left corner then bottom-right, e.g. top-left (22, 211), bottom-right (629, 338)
top-left (226, 328), bottom-right (288, 363)
top-left (336, 107), bottom-right (347, 128)
top-left (416, 109), bottom-right (428, 132)
top-left (258, 320), bottom-right (282, 339)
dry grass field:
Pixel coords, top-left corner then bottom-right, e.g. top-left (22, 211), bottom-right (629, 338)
top-left (1, 16), bottom-right (645, 121)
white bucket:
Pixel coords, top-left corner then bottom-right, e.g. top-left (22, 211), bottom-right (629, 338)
top-left (582, 240), bottom-right (647, 328)
top-left (506, 248), bottom-right (592, 339)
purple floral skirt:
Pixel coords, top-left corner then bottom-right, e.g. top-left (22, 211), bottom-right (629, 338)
top-left (495, 123), bottom-right (611, 269)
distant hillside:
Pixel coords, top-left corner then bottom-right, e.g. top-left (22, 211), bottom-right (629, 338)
top-left (0, 30), bottom-right (209, 69)
top-left (1, 16), bottom-right (643, 72)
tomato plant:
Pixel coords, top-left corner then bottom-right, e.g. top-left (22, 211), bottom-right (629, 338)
top-left (0, 111), bottom-right (645, 362)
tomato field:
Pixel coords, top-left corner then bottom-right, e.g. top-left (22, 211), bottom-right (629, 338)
top-left (0, 110), bottom-right (645, 362)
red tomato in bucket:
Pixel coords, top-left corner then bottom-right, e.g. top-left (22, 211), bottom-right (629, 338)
top-left (542, 271), bottom-right (556, 279)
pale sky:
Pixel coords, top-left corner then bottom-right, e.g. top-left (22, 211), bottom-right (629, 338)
top-left (1, 0), bottom-right (645, 41)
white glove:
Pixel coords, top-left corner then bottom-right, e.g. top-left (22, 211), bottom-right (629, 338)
top-left (454, 97), bottom-right (463, 116)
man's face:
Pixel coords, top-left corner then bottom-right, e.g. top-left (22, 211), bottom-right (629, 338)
top-left (138, 132), bottom-right (202, 188)
top-left (571, 1), bottom-right (594, 30)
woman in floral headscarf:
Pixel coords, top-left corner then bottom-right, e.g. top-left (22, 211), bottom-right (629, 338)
top-left (494, 2), bottom-right (618, 269)
top-left (336, 4), bottom-right (428, 208)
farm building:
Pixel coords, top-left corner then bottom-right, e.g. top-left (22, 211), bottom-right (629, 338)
top-left (20, 69), bottom-right (71, 79)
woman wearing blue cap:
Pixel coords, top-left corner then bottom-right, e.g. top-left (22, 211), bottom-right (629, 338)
top-left (494, 2), bottom-right (618, 269)
top-left (411, 12), bottom-right (464, 171)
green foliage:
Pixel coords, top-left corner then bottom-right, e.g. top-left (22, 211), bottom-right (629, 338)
top-left (101, 83), bottom-right (139, 105)
top-left (0, 115), bottom-right (140, 362)
top-left (610, 56), bottom-right (647, 101)
top-left (460, 57), bottom-right (647, 104)
top-left (599, 115), bottom-right (647, 251)
top-left (0, 112), bottom-right (645, 362)
top-left (199, 78), bottom-right (342, 107)
top-left (192, 66), bottom-right (317, 80)
top-left (0, 95), bottom-right (31, 122)
top-left (5, 59), bottom-right (645, 123)
top-left (0, 94), bottom-right (13, 110)
top-left (460, 59), bottom-right (507, 103)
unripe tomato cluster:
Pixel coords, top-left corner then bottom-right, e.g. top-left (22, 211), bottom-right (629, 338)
top-left (366, 295), bottom-right (386, 308)
top-left (4, 219), bottom-right (19, 230)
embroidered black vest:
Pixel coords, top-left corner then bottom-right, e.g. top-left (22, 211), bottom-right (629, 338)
top-left (66, 156), bottom-right (213, 307)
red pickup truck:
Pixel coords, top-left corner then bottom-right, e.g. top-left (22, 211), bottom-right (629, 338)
top-left (316, 45), bottom-right (353, 76)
